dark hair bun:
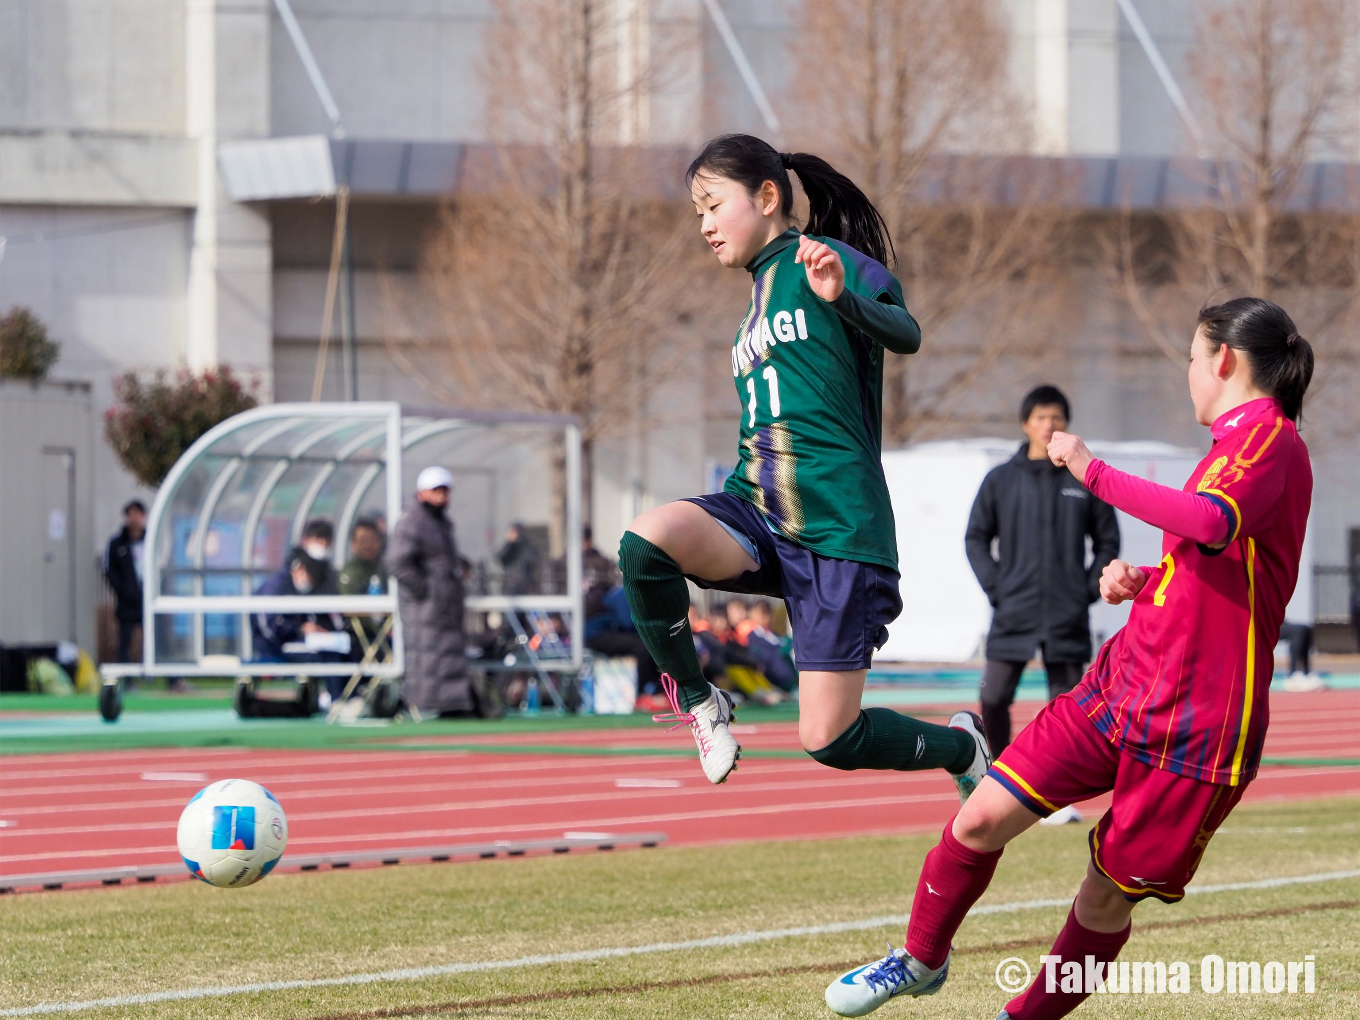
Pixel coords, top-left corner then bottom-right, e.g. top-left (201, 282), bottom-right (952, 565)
top-left (1197, 298), bottom-right (1314, 423)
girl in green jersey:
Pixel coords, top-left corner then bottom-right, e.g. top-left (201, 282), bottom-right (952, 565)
top-left (619, 134), bottom-right (989, 795)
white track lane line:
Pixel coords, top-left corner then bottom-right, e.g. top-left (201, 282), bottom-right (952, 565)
top-left (3, 868), bottom-right (1358, 1017)
top-left (0, 771), bottom-right (943, 820)
top-left (8, 742), bottom-right (1354, 805)
top-left (0, 791), bottom-right (967, 865)
top-left (1, 786), bottom-right (965, 843)
top-left (3, 707), bottom-right (1352, 781)
top-left (8, 764), bottom-right (1356, 839)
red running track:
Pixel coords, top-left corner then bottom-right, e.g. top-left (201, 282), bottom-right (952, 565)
top-left (2, 691), bottom-right (1358, 880)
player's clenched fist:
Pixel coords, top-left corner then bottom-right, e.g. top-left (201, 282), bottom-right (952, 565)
top-left (1047, 431), bottom-right (1094, 484)
top-left (1100, 559), bottom-right (1147, 605)
top-left (795, 235), bottom-right (845, 302)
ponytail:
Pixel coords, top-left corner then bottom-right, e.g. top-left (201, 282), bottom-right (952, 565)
top-left (1197, 298), bottom-right (1315, 423)
top-left (685, 134), bottom-right (895, 267)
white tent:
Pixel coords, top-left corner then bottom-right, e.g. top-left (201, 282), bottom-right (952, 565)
top-left (877, 438), bottom-right (1312, 663)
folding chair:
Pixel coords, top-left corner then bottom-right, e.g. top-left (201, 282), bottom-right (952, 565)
top-left (327, 616), bottom-right (399, 722)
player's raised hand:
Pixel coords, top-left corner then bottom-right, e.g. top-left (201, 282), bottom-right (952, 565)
top-left (1048, 431), bottom-right (1095, 485)
top-left (795, 235), bottom-right (844, 302)
top-left (1100, 560), bottom-right (1148, 605)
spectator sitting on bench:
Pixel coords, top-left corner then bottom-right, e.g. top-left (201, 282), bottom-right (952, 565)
top-left (250, 548), bottom-right (345, 665)
top-left (580, 526), bottom-right (662, 699)
top-left (711, 600), bottom-right (786, 706)
top-left (338, 517), bottom-right (389, 647)
top-left (300, 518), bottom-right (339, 594)
top-left (742, 599), bottom-right (798, 693)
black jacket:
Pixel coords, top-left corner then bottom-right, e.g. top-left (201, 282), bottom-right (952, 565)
top-left (388, 499), bottom-right (470, 714)
top-left (104, 528), bottom-right (144, 622)
top-left (965, 446), bottom-right (1121, 663)
top-left (249, 567), bottom-right (339, 660)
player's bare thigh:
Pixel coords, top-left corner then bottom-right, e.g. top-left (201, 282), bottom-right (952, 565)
top-left (951, 775), bottom-right (1043, 852)
top-left (627, 500), bottom-right (758, 581)
top-left (798, 670), bottom-right (867, 750)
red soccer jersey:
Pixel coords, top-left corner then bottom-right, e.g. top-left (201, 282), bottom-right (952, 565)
top-left (1074, 397), bottom-right (1312, 786)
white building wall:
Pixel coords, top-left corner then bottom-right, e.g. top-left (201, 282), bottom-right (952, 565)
top-left (1, 0), bottom-right (1356, 635)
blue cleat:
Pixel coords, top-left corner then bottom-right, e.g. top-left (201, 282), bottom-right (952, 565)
top-left (824, 943), bottom-right (949, 1016)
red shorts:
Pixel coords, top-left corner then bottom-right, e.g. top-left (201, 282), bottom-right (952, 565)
top-left (990, 692), bottom-right (1247, 903)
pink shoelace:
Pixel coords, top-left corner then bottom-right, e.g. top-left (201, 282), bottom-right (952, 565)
top-left (652, 674), bottom-right (713, 755)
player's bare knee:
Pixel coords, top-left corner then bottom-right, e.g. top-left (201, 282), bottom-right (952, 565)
top-left (1076, 868), bottom-right (1132, 927)
top-left (951, 798), bottom-right (1005, 847)
top-left (800, 719), bottom-right (842, 756)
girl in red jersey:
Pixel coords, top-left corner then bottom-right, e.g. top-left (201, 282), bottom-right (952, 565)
top-left (826, 296), bottom-right (1314, 1019)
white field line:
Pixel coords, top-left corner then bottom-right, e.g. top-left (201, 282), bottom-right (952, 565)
top-left (3, 868), bottom-right (1358, 1017)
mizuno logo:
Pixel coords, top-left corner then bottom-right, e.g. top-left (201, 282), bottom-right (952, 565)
top-left (1226, 413), bottom-right (1245, 427)
top-left (926, 882), bottom-right (941, 896)
top-left (1129, 876), bottom-right (1166, 885)
top-left (915, 735), bottom-right (925, 760)
top-left (668, 618), bottom-right (687, 637)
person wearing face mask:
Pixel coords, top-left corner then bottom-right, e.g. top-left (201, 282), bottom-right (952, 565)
top-left (300, 519), bottom-right (339, 594)
top-left (250, 548), bottom-right (340, 661)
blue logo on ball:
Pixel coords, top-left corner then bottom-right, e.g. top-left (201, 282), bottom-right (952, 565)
top-left (211, 806), bottom-right (255, 850)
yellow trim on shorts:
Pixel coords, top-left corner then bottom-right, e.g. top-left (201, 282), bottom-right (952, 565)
top-left (992, 761), bottom-right (1059, 813)
top-left (1090, 826), bottom-right (1185, 901)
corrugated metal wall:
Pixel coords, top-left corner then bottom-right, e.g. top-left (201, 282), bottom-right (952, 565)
top-left (0, 379), bottom-right (95, 653)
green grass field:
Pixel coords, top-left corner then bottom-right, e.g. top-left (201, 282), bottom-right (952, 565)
top-left (2, 795), bottom-right (1356, 1019)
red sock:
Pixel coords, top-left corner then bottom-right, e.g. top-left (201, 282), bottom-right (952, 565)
top-left (1005, 906), bottom-right (1131, 1020)
top-left (905, 817), bottom-right (1003, 969)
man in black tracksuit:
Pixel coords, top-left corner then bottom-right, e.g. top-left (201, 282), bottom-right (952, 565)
top-left (104, 500), bottom-right (147, 662)
top-left (965, 385), bottom-right (1120, 756)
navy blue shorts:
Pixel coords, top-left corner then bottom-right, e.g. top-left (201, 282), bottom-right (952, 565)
top-left (682, 493), bottom-right (902, 672)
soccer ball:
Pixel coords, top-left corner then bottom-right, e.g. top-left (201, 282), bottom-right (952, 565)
top-left (176, 779), bottom-right (287, 888)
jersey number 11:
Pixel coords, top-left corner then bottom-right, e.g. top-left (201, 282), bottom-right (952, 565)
top-left (747, 366), bottom-right (781, 427)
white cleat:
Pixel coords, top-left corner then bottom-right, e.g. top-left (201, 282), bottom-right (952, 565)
top-left (654, 676), bottom-right (741, 784)
top-left (1040, 803), bottom-right (1084, 826)
top-left (947, 710), bottom-right (992, 805)
top-left (1283, 671), bottom-right (1326, 692)
top-left (825, 944), bottom-right (949, 1017)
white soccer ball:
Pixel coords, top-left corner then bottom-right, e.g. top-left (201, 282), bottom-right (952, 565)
top-left (176, 779), bottom-right (287, 888)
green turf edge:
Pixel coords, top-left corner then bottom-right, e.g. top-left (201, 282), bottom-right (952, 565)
top-left (2, 795), bottom-right (1357, 1020)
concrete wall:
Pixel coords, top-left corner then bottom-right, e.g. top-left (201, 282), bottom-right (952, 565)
top-left (1, 0), bottom-right (1357, 638)
top-left (0, 205), bottom-right (190, 544)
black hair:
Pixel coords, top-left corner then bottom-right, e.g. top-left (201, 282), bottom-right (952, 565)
top-left (1197, 298), bottom-right (1314, 423)
top-left (351, 517), bottom-right (381, 537)
top-left (287, 547), bottom-right (322, 585)
top-left (685, 134), bottom-right (895, 268)
top-left (1020, 384), bottom-right (1071, 423)
top-left (123, 499), bottom-right (147, 515)
top-left (582, 524), bottom-right (594, 542)
top-left (302, 518), bottom-right (334, 543)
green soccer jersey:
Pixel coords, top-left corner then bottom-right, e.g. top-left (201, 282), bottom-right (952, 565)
top-left (723, 229), bottom-right (919, 571)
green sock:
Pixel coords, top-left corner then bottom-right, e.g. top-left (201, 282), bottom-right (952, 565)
top-left (618, 531), bottom-right (711, 710)
top-left (807, 708), bottom-right (977, 772)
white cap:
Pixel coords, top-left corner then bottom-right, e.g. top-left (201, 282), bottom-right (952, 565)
top-left (415, 466), bottom-right (454, 492)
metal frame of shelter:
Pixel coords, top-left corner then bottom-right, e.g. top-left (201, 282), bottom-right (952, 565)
top-left (100, 402), bottom-right (583, 686)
